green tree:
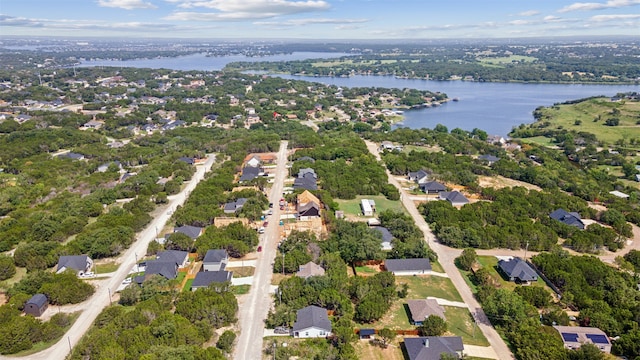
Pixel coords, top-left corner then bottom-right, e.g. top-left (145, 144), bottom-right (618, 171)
top-left (0, 255), bottom-right (16, 281)
top-left (419, 315), bottom-right (447, 336)
top-left (378, 328), bottom-right (395, 348)
top-left (456, 248), bottom-right (477, 271)
top-left (216, 330), bottom-right (236, 353)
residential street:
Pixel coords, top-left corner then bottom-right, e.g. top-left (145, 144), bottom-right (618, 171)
top-left (364, 140), bottom-right (514, 360)
top-left (12, 154), bottom-right (217, 360)
top-left (234, 141), bottom-right (289, 360)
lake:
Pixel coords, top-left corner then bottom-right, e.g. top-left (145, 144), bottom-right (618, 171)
top-left (275, 74), bottom-right (639, 136)
top-left (79, 54), bottom-right (639, 135)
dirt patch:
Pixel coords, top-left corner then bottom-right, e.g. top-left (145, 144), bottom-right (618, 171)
top-left (478, 175), bottom-right (542, 191)
top-left (354, 339), bottom-right (404, 360)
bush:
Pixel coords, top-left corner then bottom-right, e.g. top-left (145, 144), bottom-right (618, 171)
top-left (216, 330), bottom-right (236, 353)
top-left (0, 255), bottom-right (16, 280)
top-left (418, 315), bottom-right (447, 336)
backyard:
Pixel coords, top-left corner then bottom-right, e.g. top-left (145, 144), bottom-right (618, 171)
top-left (335, 195), bottom-right (405, 218)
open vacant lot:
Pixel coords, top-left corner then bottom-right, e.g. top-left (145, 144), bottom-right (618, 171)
top-left (335, 195), bottom-right (405, 217)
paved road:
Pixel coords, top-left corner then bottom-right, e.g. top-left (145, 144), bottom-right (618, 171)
top-left (364, 140), bottom-right (514, 360)
top-left (11, 154), bottom-right (217, 360)
top-left (234, 141), bottom-right (289, 360)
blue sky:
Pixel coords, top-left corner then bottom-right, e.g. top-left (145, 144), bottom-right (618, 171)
top-left (1, 0), bottom-right (639, 39)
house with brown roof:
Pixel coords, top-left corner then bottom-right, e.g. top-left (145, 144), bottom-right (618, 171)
top-left (296, 261), bottom-right (325, 279)
top-left (407, 299), bottom-right (446, 325)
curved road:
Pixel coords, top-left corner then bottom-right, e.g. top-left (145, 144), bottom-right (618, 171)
top-left (365, 140), bottom-right (514, 360)
top-left (10, 154), bottom-right (217, 360)
top-left (234, 141), bottom-right (289, 360)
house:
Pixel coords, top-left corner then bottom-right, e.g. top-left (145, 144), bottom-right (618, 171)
top-left (497, 257), bottom-right (538, 284)
top-left (635, 174), bottom-right (640, 182)
top-left (553, 326), bottom-right (611, 353)
top-left (58, 152), bottom-right (85, 161)
top-left (384, 258), bottom-right (431, 275)
top-left (223, 198), bottom-right (248, 214)
top-left (97, 161), bottom-right (122, 173)
top-left (371, 226), bottom-right (393, 251)
top-left (549, 209), bottom-right (585, 229)
top-left (478, 154), bottom-right (500, 165)
top-left (298, 168), bottom-right (317, 179)
top-left (408, 169), bottom-right (430, 184)
top-left (407, 299), bottom-right (446, 325)
top-left (297, 190), bottom-right (321, 219)
top-left (83, 120), bottom-right (103, 129)
top-left (144, 260), bottom-right (178, 280)
top-left (293, 173), bottom-right (318, 191)
top-left (156, 250), bottom-right (189, 268)
top-left (56, 255), bottom-right (93, 275)
top-left (191, 270), bottom-right (232, 291)
top-left (173, 225), bottom-right (204, 239)
top-left (359, 329), bottom-right (375, 340)
top-left (178, 157), bottom-right (195, 165)
top-left (380, 141), bottom-right (396, 151)
top-left (239, 166), bottom-right (261, 182)
top-left (404, 336), bottom-right (464, 360)
top-left (24, 294), bottom-right (48, 317)
top-left (245, 155), bottom-right (262, 168)
top-left (609, 190), bottom-right (629, 199)
top-left (361, 199), bottom-right (374, 216)
top-left (439, 191), bottom-right (470, 206)
top-left (203, 249), bottom-right (228, 272)
top-left (296, 261), bottom-right (325, 279)
top-left (487, 135), bottom-right (506, 145)
top-left (420, 181), bottom-right (446, 195)
top-left (292, 305), bottom-right (332, 338)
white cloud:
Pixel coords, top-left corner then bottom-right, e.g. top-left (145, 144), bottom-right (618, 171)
top-left (164, 0), bottom-right (330, 21)
top-left (517, 10), bottom-right (540, 16)
top-left (590, 13), bottom-right (640, 21)
top-left (558, 0), bottom-right (640, 13)
top-left (97, 0), bottom-right (157, 10)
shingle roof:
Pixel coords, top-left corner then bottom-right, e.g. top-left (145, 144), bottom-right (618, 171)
top-left (157, 250), bottom-right (188, 267)
top-left (57, 255), bottom-right (90, 272)
top-left (292, 305), bottom-right (332, 333)
top-left (298, 168), bottom-right (317, 179)
top-left (203, 249), bottom-right (228, 264)
top-left (27, 294), bottom-right (48, 308)
top-left (549, 209), bottom-right (584, 229)
top-left (384, 258), bottom-right (432, 272)
top-left (420, 181), bottom-right (446, 192)
top-left (145, 260), bottom-right (178, 279)
top-left (498, 257), bottom-right (538, 282)
top-left (239, 166), bottom-right (260, 182)
top-left (191, 271), bottom-right (232, 288)
top-left (297, 190), bottom-right (320, 206)
top-left (296, 156), bottom-right (315, 163)
top-left (293, 176), bottom-right (318, 190)
top-left (407, 299), bottom-right (446, 323)
top-left (296, 262), bottom-right (325, 279)
top-left (439, 191), bottom-right (469, 205)
top-left (405, 337), bottom-right (464, 360)
top-left (371, 226), bottom-right (394, 243)
top-left (173, 225), bottom-right (203, 239)
top-left (478, 154), bottom-right (500, 162)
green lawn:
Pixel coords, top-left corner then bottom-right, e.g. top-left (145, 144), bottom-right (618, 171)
top-left (183, 278), bottom-right (194, 292)
top-left (397, 275), bottom-right (463, 302)
top-left (231, 266), bottom-right (255, 278)
top-left (430, 261), bottom-right (444, 273)
top-left (0, 266), bottom-right (27, 291)
top-left (335, 195), bottom-right (405, 216)
top-left (473, 255), bottom-right (550, 292)
top-left (518, 136), bottom-right (557, 147)
top-left (522, 98), bottom-right (640, 146)
top-left (477, 55), bottom-right (538, 65)
top-left (95, 262), bottom-right (119, 274)
top-left (445, 306), bottom-right (490, 346)
top-left (354, 266), bottom-right (378, 275)
top-left (356, 299), bottom-right (411, 330)
top-left (231, 284), bottom-right (250, 295)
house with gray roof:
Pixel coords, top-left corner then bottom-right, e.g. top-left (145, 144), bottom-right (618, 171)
top-left (56, 255), bottom-right (93, 275)
top-left (408, 169), bottom-right (430, 184)
top-left (191, 270), bottom-right (232, 291)
top-left (553, 325), bottom-right (611, 353)
top-left (173, 225), bottom-right (204, 239)
top-left (203, 249), bottom-right (228, 272)
top-left (407, 299), bottom-right (446, 325)
top-left (420, 181), bottom-right (446, 194)
top-left (144, 260), bottom-right (178, 280)
top-left (371, 226), bottom-right (393, 251)
top-left (24, 294), bottom-right (48, 317)
top-left (239, 166), bottom-right (261, 182)
top-left (296, 156), bottom-right (315, 163)
top-left (497, 257), bottom-right (538, 284)
top-left (298, 168), bottom-right (317, 179)
top-left (439, 191), bottom-right (470, 206)
top-left (293, 176), bottom-right (318, 191)
top-left (292, 305), bottom-right (332, 338)
top-left (384, 258), bottom-right (431, 276)
top-left (404, 336), bottom-right (464, 360)
top-left (157, 250), bottom-right (189, 268)
top-left (223, 198), bottom-right (248, 214)
top-left (478, 154), bottom-right (500, 165)
top-left (549, 209), bottom-right (584, 229)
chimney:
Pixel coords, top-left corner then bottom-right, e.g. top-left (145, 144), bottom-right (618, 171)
top-left (424, 338), bottom-right (429, 348)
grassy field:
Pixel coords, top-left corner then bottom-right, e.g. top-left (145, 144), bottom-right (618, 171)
top-left (477, 55), bottom-right (538, 66)
top-left (354, 337), bottom-right (404, 360)
top-left (472, 256), bottom-right (550, 292)
top-left (231, 266), bottom-right (255, 278)
top-left (517, 136), bottom-right (557, 147)
top-left (397, 275), bottom-right (463, 302)
top-left (445, 306), bottom-right (490, 346)
top-left (335, 195), bottom-right (405, 216)
top-left (529, 98), bottom-right (640, 146)
top-left (95, 261), bottom-right (119, 274)
top-left (231, 284), bottom-right (250, 295)
top-left (183, 278), bottom-right (194, 291)
top-left (0, 266), bottom-right (26, 290)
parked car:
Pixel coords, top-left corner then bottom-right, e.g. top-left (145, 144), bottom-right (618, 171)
top-left (267, 209), bottom-right (273, 215)
top-left (269, 202), bottom-right (273, 208)
top-left (274, 326), bottom-right (290, 334)
top-left (258, 227), bottom-right (265, 234)
top-left (257, 246), bottom-right (262, 252)
top-left (263, 221), bottom-right (269, 227)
